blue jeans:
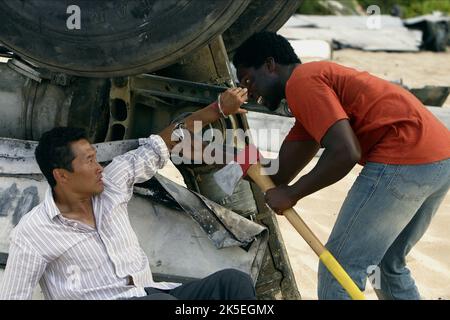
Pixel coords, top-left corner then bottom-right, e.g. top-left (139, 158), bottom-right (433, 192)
top-left (318, 158), bottom-right (450, 300)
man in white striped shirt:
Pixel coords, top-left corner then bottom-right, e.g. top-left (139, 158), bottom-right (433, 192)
top-left (0, 88), bottom-right (256, 300)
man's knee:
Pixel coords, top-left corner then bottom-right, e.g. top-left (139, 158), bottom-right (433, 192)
top-left (215, 268), bottom-right (256, 299)
top-left (217, 269), bottom-right (253, 287)
top-left (318, 272), bottom-right (351, 300)
top-left (318, 261), bottom-right (365, 300)
top-left (148, 293), bottom-right (178, 300)
top-left (317, 263), bottom-right (332, 299)
top-left (218, 268), bottom-right (252, 281)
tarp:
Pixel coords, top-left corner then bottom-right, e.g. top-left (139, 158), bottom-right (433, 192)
top-left (404, 14), bottom-right (450, 52)
top-left (280, 15), bottom-right (422, 52)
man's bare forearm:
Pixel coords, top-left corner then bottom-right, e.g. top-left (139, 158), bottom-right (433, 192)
top-left (158, 103), bottom-right (221, 150)
top-left (159, 88), bottom-right (248, 151)
top-left (269, 140), bottom-right (320, 186)
top-left (289, 147), bottom-right (358, 201)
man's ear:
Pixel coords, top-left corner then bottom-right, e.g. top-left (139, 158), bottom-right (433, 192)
top-left (53, 168), bottom-right (69, 186)
top-left (265, 57), bottom-right (276, 73)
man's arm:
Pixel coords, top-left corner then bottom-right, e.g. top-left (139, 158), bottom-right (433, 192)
top-left (0, 240), bottom-right (47, 300)
top-left (103, 88), bottom-right (247, 194)
top-left (265, 119), bottom-right (361, 214)
top-left (103, 134), bottom-right (171, 194)
top-left (159, 87), bottom-right (248, 150)
top-left (270, 139), bottom-right (320, 186)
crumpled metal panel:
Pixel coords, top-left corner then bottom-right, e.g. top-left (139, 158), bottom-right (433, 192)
top-left (409, 86), bottom-right (450, 107)
top-left (147, 173), bottom-right (266, 249)
top-left (281, 15), bottom-right (422, 52)
top-left (127, 193), bottom-right (267, 283)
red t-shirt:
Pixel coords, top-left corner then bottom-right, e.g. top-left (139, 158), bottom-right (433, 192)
top-left (285, 61), bottom-right (450, 165)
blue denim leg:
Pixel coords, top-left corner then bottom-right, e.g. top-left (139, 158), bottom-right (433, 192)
top-left (318, 158), bottom-right (450, 300)
top-left (376, 165), bottom-right (450, 300)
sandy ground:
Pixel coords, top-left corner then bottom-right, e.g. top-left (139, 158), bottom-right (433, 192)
top-left (333, 49), bottom-right (450, 108)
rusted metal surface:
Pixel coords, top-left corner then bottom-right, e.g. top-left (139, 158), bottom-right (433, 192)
top-left (152, 173), bottom-right (267, 249)
top-left (0, 61), bottom-right (110, 141)
top-left (0, 138), bottom-right (141, 174)
top-left (224, 0), bottom-right (303, 54)
top-left (131, 73), bottom-right (294, 117)
top-left (409, 86), bottom-right (450, 107)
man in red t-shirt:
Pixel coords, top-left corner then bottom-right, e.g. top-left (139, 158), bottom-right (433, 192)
top-left (233, 32), bottom-right (450, 300)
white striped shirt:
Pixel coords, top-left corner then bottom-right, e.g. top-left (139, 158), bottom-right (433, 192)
top-left (0, 135), bottom-right (180, 300)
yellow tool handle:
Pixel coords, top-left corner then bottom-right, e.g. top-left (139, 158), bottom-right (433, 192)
top-left (247, 163), bottom-right (365, 300)
top-left (319, 251), bottom-right (365, 300)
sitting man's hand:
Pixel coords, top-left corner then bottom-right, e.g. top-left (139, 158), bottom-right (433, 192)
top-left (220, 87), bottom-right (248, 116)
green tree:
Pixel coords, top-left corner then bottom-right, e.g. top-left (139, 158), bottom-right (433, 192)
top-left (298, 0), bottom-right (450, 18)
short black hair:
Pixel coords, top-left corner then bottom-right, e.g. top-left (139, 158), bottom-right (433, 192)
top-left (233, 31), bottom-right (301, 69)
top-left (35, 127), bottom-right (88, 188)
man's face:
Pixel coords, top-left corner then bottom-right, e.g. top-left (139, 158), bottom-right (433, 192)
top-left (64, 139), bottom-right (104, 195)
top-left (237, 63), bottom-right (284, 111)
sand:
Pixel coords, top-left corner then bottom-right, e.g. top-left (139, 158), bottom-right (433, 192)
top-left (333, 49), bottom-right (450, 108)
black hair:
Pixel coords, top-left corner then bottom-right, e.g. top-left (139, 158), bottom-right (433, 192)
top-left (233, 31), bottom-right (301, 69)
top-left (35, 127), bottom-right (88, 188)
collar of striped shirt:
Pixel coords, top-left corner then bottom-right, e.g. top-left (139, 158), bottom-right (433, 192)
top-left (43, 188), bottom-right (63, 220)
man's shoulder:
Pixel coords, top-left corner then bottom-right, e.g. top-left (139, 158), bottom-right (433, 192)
top-left (287, 61), bottom-right (359, 95)
top-left (288, 62), bottom-right (325, 89)
top-left (292, 61), bottom-right (346, 79)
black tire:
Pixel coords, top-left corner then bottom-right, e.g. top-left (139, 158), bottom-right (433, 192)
top-left (223, 0), bottom-right (302, 56)
top-left (0, 0), bottom-right (250, 77)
